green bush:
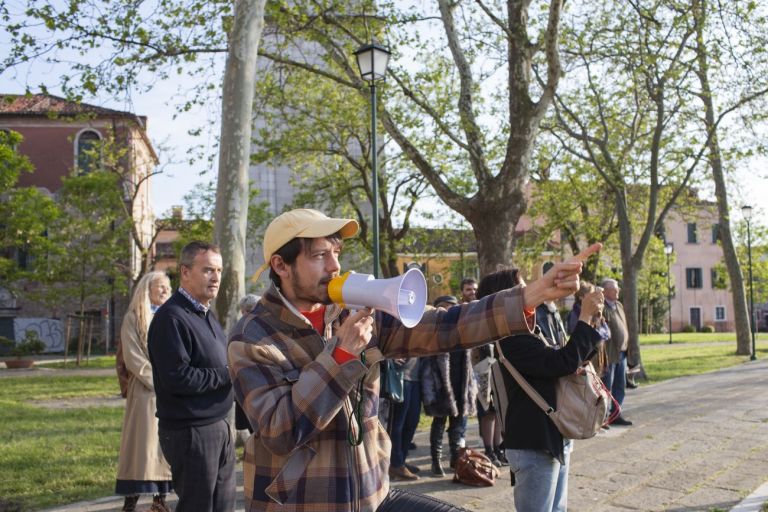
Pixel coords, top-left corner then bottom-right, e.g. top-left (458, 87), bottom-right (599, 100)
top-left (700, 325), bottom-right (715, 333)
top-left (682, 324), bottom-right (697, 333)
top-left (1, 331), bottom-right (47, 358)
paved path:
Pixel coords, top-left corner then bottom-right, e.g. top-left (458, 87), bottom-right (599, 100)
top-left (41, 358), bottom-right (768, 511)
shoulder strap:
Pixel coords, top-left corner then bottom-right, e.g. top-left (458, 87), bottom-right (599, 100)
top-left (494, 340), bottom-right (555, 416)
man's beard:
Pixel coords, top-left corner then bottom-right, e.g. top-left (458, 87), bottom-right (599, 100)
top-left (293, 273), bottom-right (333, 305)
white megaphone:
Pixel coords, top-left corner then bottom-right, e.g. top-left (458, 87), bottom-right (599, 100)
top-left (328, 268), bottom-right (428, 328)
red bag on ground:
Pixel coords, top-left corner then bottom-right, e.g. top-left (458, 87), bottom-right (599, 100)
top-left (452, 448), bottom-right (500, 487)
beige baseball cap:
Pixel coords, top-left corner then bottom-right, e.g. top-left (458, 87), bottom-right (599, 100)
top-left (254, 208), bottom-right (359, 278)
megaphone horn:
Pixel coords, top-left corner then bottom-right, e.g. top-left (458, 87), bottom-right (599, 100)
top-left (328, 268), bottom-right (428, 328)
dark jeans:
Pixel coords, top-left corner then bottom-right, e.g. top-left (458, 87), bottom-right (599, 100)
top-left (390, 380), bottom-right (421, 468)
top-left (377, 487), bottom-right (470, 511)
top-left (158, 419), bottom-right (236, 512)
top-left (602, 350), bottom-right (627, 410)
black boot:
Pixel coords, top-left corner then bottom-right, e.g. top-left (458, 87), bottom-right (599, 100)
top-left (121, 495), bottom-right (139, 512)
top-left (484, 445), bottom-right (502, 467)
top-left (447, 425), bottom-right (462, 470)
top-left (495, 444), bottom-right (509, 466)
top-left (430, 422), bottom-right (445, 477)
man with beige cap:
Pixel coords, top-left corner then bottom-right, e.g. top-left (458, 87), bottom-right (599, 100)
top-left (228, 208), bottom-right (600, 512)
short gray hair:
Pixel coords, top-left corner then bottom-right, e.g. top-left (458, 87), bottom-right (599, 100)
top-left (600, 278), bottom-right (619, 290)
top-left (238, 294), bottom-right (261, 314)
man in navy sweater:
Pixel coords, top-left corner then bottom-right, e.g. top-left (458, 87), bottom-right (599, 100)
top-left (148, 241), bottom-right (234, 511)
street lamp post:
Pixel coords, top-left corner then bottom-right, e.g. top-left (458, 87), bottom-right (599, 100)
top-left (354, 42), bottom-right (391, 278)
top-left (742, 205), bottom-right (756, 361)
top-left (664, 243), bottom-right (674, 344)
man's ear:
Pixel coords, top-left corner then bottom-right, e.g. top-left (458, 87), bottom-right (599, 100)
top-left (270, 254), bottom-right (290, 277)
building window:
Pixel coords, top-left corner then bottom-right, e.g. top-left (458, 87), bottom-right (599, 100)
top-left (76, 130), bottom-right (101, 174)
top-left (155, 242), bottom-right (175, 259)
top-left (715, 306), bottom-right (726, 321)
top-left (687, 223), bottom-right (698, 244)
top-left (686, 268), bottom-right (703, 289)
top-left (711, 223), bottom-right (720, 244)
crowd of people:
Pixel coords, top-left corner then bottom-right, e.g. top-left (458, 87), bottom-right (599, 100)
top-left (113, 207), bottom-right (636, 512)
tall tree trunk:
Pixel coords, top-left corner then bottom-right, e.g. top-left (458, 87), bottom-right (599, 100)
top-left (467, 193), bottom-right (526, 277)
top-left (691, 0), bottom-right (752, 355)
top-left (213, 0), bottom-right (266, 331)
top-left (615, 192), bottom-right (647, 379)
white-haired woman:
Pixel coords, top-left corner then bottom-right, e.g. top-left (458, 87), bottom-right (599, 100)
top-left (115, 271), bottom-right (173, 512)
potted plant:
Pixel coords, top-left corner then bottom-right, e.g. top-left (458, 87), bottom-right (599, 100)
top-left (1, 330), bottom-right (47, 369)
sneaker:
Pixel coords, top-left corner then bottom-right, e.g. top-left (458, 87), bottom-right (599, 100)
top-left (610, 415), bottom-right (633, 426)
top-left (389, 465), bottom-right (419, 481)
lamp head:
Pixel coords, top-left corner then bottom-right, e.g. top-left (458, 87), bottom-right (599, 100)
top-left (742, 205), bottom-right (753, 221)
top-left (664, 243), bottom-right (673, 255)
top-left (354, 42), bottom-right (391, 82)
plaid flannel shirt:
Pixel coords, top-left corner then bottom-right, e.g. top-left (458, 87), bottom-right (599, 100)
top-left (228, 283), bottom-right (531, 512)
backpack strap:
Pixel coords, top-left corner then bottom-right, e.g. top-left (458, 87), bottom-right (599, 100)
top-left (494, 340), bottom-right (556, 417)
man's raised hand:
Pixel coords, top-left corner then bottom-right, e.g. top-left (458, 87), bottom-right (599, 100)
top-left (523, 243), bottom-right (602, 309)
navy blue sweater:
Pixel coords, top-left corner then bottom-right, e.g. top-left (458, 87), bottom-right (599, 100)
top-left (148, 291), bottom-right (233, 430)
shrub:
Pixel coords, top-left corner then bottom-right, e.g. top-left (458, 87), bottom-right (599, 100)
top-left (2, 330), bottom-right (47, 358)
top-left (700, 325), bottom-right (715, 333)
top-left (682, 324), bottom-right (697, 333)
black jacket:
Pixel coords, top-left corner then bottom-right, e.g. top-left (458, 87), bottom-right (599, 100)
top-left (498, 320), bottom-right (601, 462)
top-left (148, 291), bottom-right (232, 430)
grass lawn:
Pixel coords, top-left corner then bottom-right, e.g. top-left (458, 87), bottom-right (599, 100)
top-left (640, 340), bottom-right (768, 383)
top-left (0, 375), bottom-right (122, 511)
top-left (639, 331), bottom-right (768, 345)
top-left (36, 355), bottom-right (117, 370)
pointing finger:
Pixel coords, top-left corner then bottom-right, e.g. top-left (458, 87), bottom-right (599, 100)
top-left (567, 242), bottom-right (603, 264)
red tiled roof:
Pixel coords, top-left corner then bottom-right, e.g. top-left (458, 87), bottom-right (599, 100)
top-left (0, 93), bottom-right (140, 119)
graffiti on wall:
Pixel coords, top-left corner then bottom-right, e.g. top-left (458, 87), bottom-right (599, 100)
top-left (14, 318), bottom-right (64, 353)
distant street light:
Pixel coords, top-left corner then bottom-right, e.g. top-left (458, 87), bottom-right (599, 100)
top-left (664, 243), bottom-right (674, 344)
top-left (742, 205), bottom-right (756, 361)
top-left (354, 42), bottom-right (391, 278)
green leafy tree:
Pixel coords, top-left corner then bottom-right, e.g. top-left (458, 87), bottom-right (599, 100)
top-left (3, 0), bottom-right (569, 284)
top-left (256, 0), bottom-right (567, 276)
top-left (0, 129), bottom-right (60, 288)
top-left (688, 0), bottom-right (768, 354)
top-left (717, 220), bottom-right (768, 307)
top-left (2, 0), bottom-right (267, 329)
top-left (79, 130), bottom-right (166, 286)
top-left (253, 69), bottom-right (431, 278)
top-left (39, 171), bottom-right (130, 319)
top-left (636, 237), bottom-right (673, 334)
top-left (549, 0), bottom-right (708, 372)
